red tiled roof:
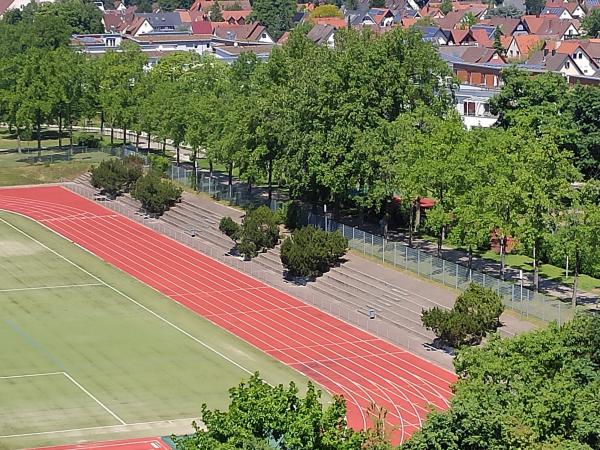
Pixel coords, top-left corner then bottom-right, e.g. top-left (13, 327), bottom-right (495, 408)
top-left (191, 19), bottom-right (213, 34)
top-left (312, 17), bottom-right (347, 28)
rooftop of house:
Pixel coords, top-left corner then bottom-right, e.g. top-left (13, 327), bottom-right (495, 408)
top-left (137, 12), bottom-right (183, 29)
top-left (307, 23), bottom-right (335, 44)
top-left (211, 22), bottom-right (271, 41)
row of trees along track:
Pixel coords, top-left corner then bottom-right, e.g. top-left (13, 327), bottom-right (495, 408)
top-left (2, 3), bottom-right (600, 304)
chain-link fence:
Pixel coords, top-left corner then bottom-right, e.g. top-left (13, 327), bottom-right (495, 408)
top-left (307, 212), bottom-right (575, 325)
top-left (66, 182), bottom-right (451, 363)
top-left (2, 146), bottom-right (149, 165)
top-left (84, 151), bottom-right (575, 326)
top-left (166, 164), bottom-right (284, 211)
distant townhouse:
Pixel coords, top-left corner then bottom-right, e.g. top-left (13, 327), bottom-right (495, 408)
top-left (505, 35), bottom-right (544, 59)
top-left (554, 40), bottom-right (599, 74)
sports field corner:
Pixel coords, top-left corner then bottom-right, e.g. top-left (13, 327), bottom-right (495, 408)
top-left (0, 208), bottom-right (316, 450)
top-left (0, 185), bottom-right (456, 449)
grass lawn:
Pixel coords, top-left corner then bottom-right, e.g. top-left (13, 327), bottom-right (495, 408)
top-left (0, 149), bottom-right (113, 187)
top-left (0, 212), bottom-right (317, 449)
top-left (478, 250), bottom-right (600, 293)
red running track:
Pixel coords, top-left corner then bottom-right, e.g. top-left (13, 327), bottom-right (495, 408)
top-left (0, 186), bottom-right (456, 445)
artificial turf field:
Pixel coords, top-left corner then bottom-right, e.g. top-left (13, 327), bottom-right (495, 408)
top-left (0, 211), bottom-right (315, 450)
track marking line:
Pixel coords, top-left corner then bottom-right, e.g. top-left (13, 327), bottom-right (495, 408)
top-left (0, 216), bottom-right (255, 379)
top-left (61, 372), bottom-right (126, 426)
top-left (0, 283), bottom-right (103, 293)
top-left (0, 417), bottom-right (199, 439)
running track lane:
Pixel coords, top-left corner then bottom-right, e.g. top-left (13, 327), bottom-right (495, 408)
top-left (0, 186), bottom-right (456, 445)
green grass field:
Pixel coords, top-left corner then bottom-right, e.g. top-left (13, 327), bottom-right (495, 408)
top-left (0, 212), bottom-right (316, 449)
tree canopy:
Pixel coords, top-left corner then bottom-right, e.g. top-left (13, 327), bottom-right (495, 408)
top-left (403, 313), bottom-right (600, 450)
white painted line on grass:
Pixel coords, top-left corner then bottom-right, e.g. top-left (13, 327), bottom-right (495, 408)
top-left (0, 215), bottom-right (255, 378)
top-left (0, 417), bottom-right (199, 439)
top-left (0, 372), bottom-right (63, 380)
top-left (0, 283), bottom-right (103, 293)
top-left (61, 372), bottom-right (126, 426)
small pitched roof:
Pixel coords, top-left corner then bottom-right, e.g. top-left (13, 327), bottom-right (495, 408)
top-left (527, 50), bottom-right (583, 73)
top-left (0, 0), bottom-right (16, 15)
top-left (471, 28), bottom-right (493, 46)
top-left (306, 23), bottom-right (335, 44)
top-left (461, 46), bottom-right (506, 63)
top-left (137, 12), bottom-right (182, 28)
top-left (312, 17), bottom-right (347, 28)
top-left (222, 10), bottom-right (252, 21)
top-left (191, 19), bottom-right (213, 34)
top-left (514, 34), bottom-right (543, 55)
top-left (449, 28), bottom-right (474, 44)
top-left (545, 0), bottom-right (583, 14)
top-left (581, 39), bottom-right (600, 58)
top-left (436, 11), bottom-right (465, 29)
top-left (484, 17), bottom-right (523, 35)
top-left (278, 31), bottom-right (290, 44)
top-left (212, 22), bottom-right (271, 42)
top-left (189, 0), bottom-right (251, 12)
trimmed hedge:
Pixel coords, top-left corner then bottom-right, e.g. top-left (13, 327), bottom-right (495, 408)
top-left (280, 226), bottom-right (348, 279)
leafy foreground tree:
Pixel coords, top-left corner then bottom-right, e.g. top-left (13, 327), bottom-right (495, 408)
top-left (403, 313), bottom-right (600, 450)
top-left (174, 373), bottom-right (382, 450)
top-left (421, 284), bottom-right (504, 348)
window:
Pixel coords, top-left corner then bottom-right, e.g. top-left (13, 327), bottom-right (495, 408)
top-left (565, 61), bottom-right (570, 68)
top-left (261, 33), bottom-right (267, 39)
top-left (106, 38), bottom-right (116, 46)
top-left (463, 101), bottom-right (476, 116)
top-left (579, 53), bottom-right (583, 59)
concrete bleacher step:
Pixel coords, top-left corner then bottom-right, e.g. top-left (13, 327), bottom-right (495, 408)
top-left (318, 272), bottom-right (424, 320)
top-left (306, 281), bottom-right (434, 341)
top-left (164, 210), bottom-right (233, 248)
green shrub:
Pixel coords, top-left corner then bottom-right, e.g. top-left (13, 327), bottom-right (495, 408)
top-left (148, 154), bottom-right (171, 175)
top-left (131, 172), bottom-right (182, 215)
top-left (90, 157), bottom-right (143, 196)
top-left (74, 132), bottom-right (100, 148)
top-left (422, 283), bottom-right (504, 348)
top-left (219, 217), bottom-right (241, 241)
top-left (238, 206), bottom-right (280, 258)
top-left (278, 200), bottom-right (304, 230)
top-left (90, 158), bottom-right (127, 197)
top-left (280, 227), bottom-right (348, 279)
top-left (122, 155), bottom-right (144, 191)
top-left (237, 238), bottom-right (257, 260)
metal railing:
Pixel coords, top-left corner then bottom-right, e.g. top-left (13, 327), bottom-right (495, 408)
top-left (66, 182), bottom-right (453, 363)
top-left (306, 212), bottom-right (575, 325)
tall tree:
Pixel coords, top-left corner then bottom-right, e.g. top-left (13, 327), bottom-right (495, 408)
top-left (209, 0), bottom-right (223, 21)
top-left (249, 0), bottom-right (296, 39)
top-left (403, 313), bottom-right (600, 450)
top-left (97, 44), bottom-right (146, 146)
top-left (15, 48), bottom-right (55, 157)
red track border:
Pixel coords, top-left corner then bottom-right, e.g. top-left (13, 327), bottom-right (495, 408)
top-left (0, 186), bottom-right (456, 448)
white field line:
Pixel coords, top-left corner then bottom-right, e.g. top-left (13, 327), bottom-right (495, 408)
top-left (62, 372), bottom-right (126, 426)
top-left (0, 216), bottom-right (254, 378)
top-left (0, 371), bottom-right (126, 426)
top-left (0, 417), bottom-right (199, 439)
top-left (0, 372), bottom-right (63, 380)
top-left (0, 283), bottom-right (103, 293)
